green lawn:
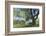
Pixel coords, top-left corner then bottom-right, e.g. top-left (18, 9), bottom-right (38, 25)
top-left (13, 20), bottom-right (39, 28)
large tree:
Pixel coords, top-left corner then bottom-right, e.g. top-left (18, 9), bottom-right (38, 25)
top-left (26, 9), bottom-right (39, 26)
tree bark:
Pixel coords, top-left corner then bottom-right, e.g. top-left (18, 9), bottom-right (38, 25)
top-left (32, 17), bottom-right (36, 26)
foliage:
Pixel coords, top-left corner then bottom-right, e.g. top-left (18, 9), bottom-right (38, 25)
top-left (13, 8), bottom-right (39, 28)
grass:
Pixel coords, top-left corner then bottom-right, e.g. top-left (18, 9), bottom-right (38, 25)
top-left (13, 20), bottom-right (39, 28)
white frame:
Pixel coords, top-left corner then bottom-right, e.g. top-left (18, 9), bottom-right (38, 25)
top-left (10, 5), bottom-right (42, 32)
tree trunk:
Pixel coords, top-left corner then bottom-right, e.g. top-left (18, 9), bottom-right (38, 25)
top-left (32, 17), bottom-right (36, 26)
